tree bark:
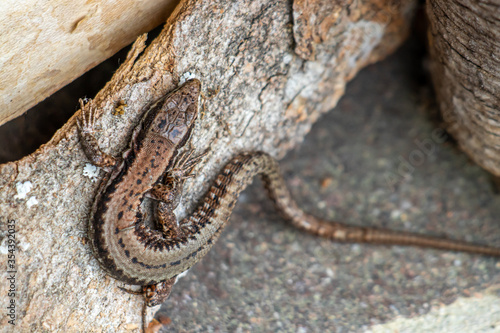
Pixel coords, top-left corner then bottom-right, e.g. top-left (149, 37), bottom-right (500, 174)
top-left (0, 0), bottom-right (417, 331)
top-left (427, 0), bottom-right (500, 177)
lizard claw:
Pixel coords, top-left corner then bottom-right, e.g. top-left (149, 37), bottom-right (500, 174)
top-left (76, 98), bottom-right (118, 168)
top-left (77, 98), bottom-right (97, 134)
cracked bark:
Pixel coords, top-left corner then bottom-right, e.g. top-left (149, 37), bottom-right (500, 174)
top-left (0, 0), bottom-right (417, 331)
top-left (426, 0), bottom-right (500, 177)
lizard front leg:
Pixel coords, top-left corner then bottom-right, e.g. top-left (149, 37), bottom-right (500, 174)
top-left (147, 147), bottom-right (209, 238)
top-left (139, 183), bottom-right (181, 307)
top-left (76, 99), bottom-right (118, 169)
top-left (148, 181), bottom-right (185, 240)
top-left (141, 148), bottom-right (209, 306)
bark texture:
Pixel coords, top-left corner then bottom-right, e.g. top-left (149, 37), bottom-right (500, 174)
top-left (0, 0), bottom-right (417, 331)
top-left (427, 0), bottom-right (500, 176)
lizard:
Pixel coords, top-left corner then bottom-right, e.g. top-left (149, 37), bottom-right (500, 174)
top-left (77, 78), bottom-right (500, 311)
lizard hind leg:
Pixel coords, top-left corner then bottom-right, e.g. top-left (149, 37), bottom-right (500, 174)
top-left (119, 278), bottom-right (177, 332)
top-left (145, 183), bottom-right (185, 239)
top-left (117, 278), bottom-right (177, 307)
top-left (118, 276), bottom-right (177, 306)
top-left (142, 277), bottom-right (177, 306)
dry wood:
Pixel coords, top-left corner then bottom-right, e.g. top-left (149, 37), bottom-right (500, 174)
top-left (0, 0), bottom-right (179, 125)
top-left (427, 0), bottom-right (500, 176)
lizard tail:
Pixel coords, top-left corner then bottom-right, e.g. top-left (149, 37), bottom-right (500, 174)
top-left (258, 153), bottom-right (500, 257)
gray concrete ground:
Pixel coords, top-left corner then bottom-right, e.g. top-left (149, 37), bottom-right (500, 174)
top-left (156, 40), bottom-right (500, 332)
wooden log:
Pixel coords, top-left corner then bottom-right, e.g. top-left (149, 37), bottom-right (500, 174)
top-left (0, 0), bottom-right (179, 125)
top-left (426, 0), bottom-right (500, 176)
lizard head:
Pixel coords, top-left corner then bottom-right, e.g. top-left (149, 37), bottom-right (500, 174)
top-left (148, 78), bottom-right (201, 147)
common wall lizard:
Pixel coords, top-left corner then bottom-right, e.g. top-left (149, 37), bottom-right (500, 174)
top-left (77, 78), bottom-right (500, 308)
